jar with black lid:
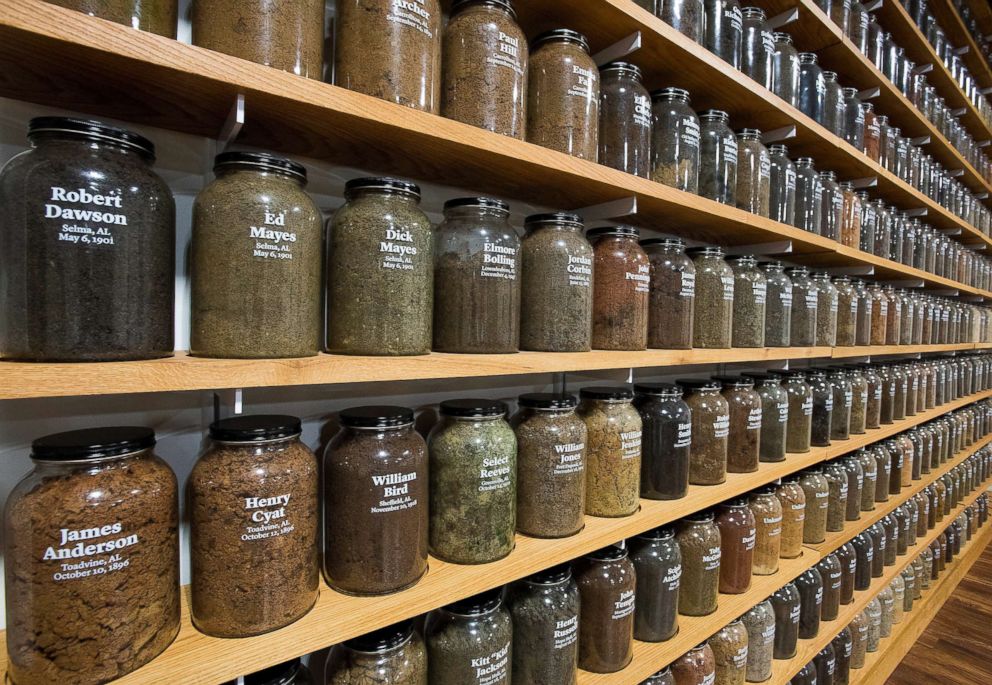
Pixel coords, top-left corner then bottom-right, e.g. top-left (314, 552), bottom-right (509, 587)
top-left (817, 553), bottom-right (842, 621)
top-left (508, 564), bottom-right (580, 683)
top-left (818, 170), bottom-right (843, 242)
top-left (788, 266), bottom-right (818, 346)
top-left (836, 541), bottom-right (857, 604)
top-left (881, 514), bottom-right (897, 565)
top-left (768, 144), bottom-right (797, 226)
top-left (748, 372), bottom-right (789, 462)
top-left (867, 522), bottom-right (886, 576)
top-left (4, 427), bottom-right (180, 684)
top-left (771, 582), bottom-right (801, 659)
top-left (630, 527), bottom-right (682, 642)
top-left (520, 213), bottom-right (593, 352)
top-left (796, 567), bottom-right (824, 639)
top-left (662, 0), bottom-right (706, 42)
top-left (53, 0), bottom-right (177, 37)
top-left (195, 0), bottom-right (324, 79)
top-left (642, 238), bottom-right (695, 349)
top-left (433, 197), bottom-right (521, 353)
top-left (842, 87), bottom-right (865, 149)
top-left (703, 0), bottom-right (743, 68)
top-left (575, 545), bottom-right (635, 673)
top-left (579, 387), bottom-right (642, 517)
top-left (651, 88), bottom-right (701, 193)
top-left (428, 400), bottom-right (516, 563)
top-left (842, 454), bottom-right (864, 521)
top-left (851, 532), bottom-right (873, 590)
top-left (689, 246), bottom-right (734, 348)
top-left (698, 110), bottom-right (738, 205)
top-left (589, 225), bottom-right (649, 350)
top-left (823, 459), bottom-right (849, 532)
top-left (512, 393), bottom-right (587, 538)
top-left (826, 368), bottom-right (852, 441)
top-left (798, 53), bottom-right (826, 122)
top-left (441, 0), bottom-right (527, 138)
top-left (775, 370), bottom-right (813, 453)
top-left (807, 369), bottom-right (834, 447)
top-left (327, 177), bottom-right (433, 356)
top-left (677, 512), bottom-right (722, 615)
top-left (741, 7), bottom-right (774, 88)
top-left (599, 62), bottom-right (651, 177)
top-left (813, 272), bottom-right (839, 347)
top-left (527, 30), bottom-right (599, 160)
top-left (832, 627), bottom-right (853, 685)
top-left (716, 497), bottom-right (756, 594)
top-left (679, 379), bottom-right (730, 485)
top-left (822, 70), bottom-right (845, 135)
top-left (800, 467), bottom-right (830, 543)
top-left (192, 416), bottom-right (319, 636)
top-left (778, 476), bottom-right (807, 558)
top-left (0, 118), bottom-right (174, 362)
top-left (635, 383), bottom-right (691, 500)
top-left (761, 261), bottom-right (793, 348)
top-left (714, 375), bottom-right (762, 473)
top-left (326, 621), bottom-right (426, 684)
top-left (736, 129), bottom-right (771, 217)
top-left (750, 484), bottom-right (783, 574)
top-left (426, 589), bottom-right (512, 684)
top-left (872, 445), bottom-right (891, 504)
top-left (814, 644), bottom-right (837, 685)
top-left (793, 158), bottom-right (823, 235)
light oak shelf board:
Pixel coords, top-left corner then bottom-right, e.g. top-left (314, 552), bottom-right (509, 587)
top-left (768, 474), bottom-right (992, 683)
top-left (961, 0), bottom-right (992, 38)
top-left (576, 552), bottom-right (818, 684)
top-left (929, 0), bottom-right (992, 89)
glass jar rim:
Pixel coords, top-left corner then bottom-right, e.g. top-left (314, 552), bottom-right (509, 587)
top-left (587, 225), bottom-right (640, 239)
top-left (600, 61), bottom-right (642, 81)
top-left (28, 116), bottom-right (155, 159)
top-left (345, 176), bottom-right (421, 200)
top-left (640, 237), bottom-right (685, 249)
top-left (214, 151), bottom-right (307, 182)
top-left (532, 28), bottom-right (589, 52)
top-left (339, 406), bottom-right (414, 429)
top-left (525, 212), bottom-right (584, 230)
top-left (342, 624), bottom-right (413, 654)
top-left (450, 0), bottom-right (515, 16)
top-left (650, 87), bottom-right (690, 102)
top-left (518, 393), bottom-right (578, 410)
top-left (443, 196), bottom-right (510, 214)
top-left (31, 426), bottom-right (155, 463)
top-left (210, 414), bottom-right (302, 442)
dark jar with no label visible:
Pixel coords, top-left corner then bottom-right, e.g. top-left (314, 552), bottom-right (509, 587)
top-left (520, 212), bottom-right (594, 352)
top-left (599, 62), bottom-right (652, 177)
top-left (817, 553), bottom-right (843, 621)
top-left (326, 622), bottom-right (425, 685)
top-left (635, 383), bottom-right (692, 500)
top-left (677, 512), bottom-right (722, 616)
top-left (698, 110), bottom-right (739, 205)
top-left (798, 53), bottom-right (826, 123)
top-left (426, 590), bottom-right (512, 685)
top-left (715, 375), bottom-right (761, 472)
top-left (589, 226), bottom-right (650, 350)
top-left (512, 393), bottom-right (587, 539)
top-left (630, 527), bottom-right (682, 642)
top-left (643, 238), bottom-right (696, 350)
top-left (704, 0), bottom-right (743, 67)
top-left (0, 118), bottom-right (175, 362)
top-left (433, 197), bottom-right (521, 353)
top-left (796, 567), bottom-right (824, 639)
top-left (575, 545), bottom-right (636, 673)
top-left (762, 260), bottom-right (793, 347)
top-left (508, 564), bottom-right (580, 684)
top-left (771, 582), bottom-right (802, 659)
top-left (579, 387), bottom-right (642, 517)
top-left (679, 379), bottom-right (730, 485)
top-left (428, 400), bottom-right (516, 564)
top-left (327, 178), bottom-right (433, 356)
top-left (193, 416), bottom-right (320, 636)
top-left (716, 497), bottom-right (757, 594)
top-left (650, 88), bottom-right (701, 193)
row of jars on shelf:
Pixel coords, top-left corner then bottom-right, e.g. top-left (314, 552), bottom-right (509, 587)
top-left (320, 428), bottom-right (991, 684)
top-left (947, 0), bottom-right (991, 57)
top-left (674, 486), bottom-right (988, 685)
top-left (7, 356), bottom-right (985, 683)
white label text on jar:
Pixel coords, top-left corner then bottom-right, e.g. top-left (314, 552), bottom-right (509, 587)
top-left (44, 522), bottom-right (140, 582)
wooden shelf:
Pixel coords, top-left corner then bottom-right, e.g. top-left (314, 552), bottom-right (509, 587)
top-left (929, 0), bottom-right (992, 90)
top-left (0, 344), bottom-right (988, 401)
top-left (1, 0), bottom-right (991, 294)
top-left (768, 474), bottom-right (992, 683)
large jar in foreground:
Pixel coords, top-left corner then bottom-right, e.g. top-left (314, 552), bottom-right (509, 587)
top-left (643, 238), bottom-right (696, 349)
top-left (520, 213), bottom-right (594, 351)
top-left (0, 118), bottom-right (174, 362)
top-left (442, 0), bottom-right (527, 138)
top-left (677, 512), bottom-right (722, 616)
top-left (326, 621), bottom-right (427, 684)
top-left (428, 400), bottom-right (516, 564)
top-left (191, 152), bottom-right (322, 358)
top-left (527, 30), bottom-right (600, 160)
top-left (4, 427), bottom-right (180, 685)
top-left (635, 383), bottom-right (692, 500)
top-left (192, 416), bottom-right (318, 637)
top-left (194, 0), bottom-right (324, 78)
top-left (589, 226), bottom-right (650, 350)
top-left (579, 387), bottom-right (642, 517)
top-left (433, 197), bottom-right (521, 353)
top-left (426, 590), bottom-right (512, 684)
top-left (327, 178), bottom-right (433, 355)
top-left (575, 545), bottom-right (636, 673)
top-left (52, 0), bottom-right (177, 36)
top-left (689, 246), bottom-right (734, 348)
top-left (508, 565), bottom-right (580, 683)
top-left (680, 379), bottom-right (730, 485)
top-left (323, 407), bottom-right (427, 595)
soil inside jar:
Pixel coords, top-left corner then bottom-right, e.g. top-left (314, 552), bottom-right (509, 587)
top-left (575, 549), bottom-right (636, 673)
top-left (589, 227), bottom-right (650, 350)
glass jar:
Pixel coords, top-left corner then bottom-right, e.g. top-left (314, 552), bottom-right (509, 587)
top-left (599, 62), bottom-right (652, 177)
top-left (741, 7), bottom-right (774, 88)
top-left (750, 485), bottom-right (783, 574)
top-left (736, 129), bottom-right (771, 217)
top-left (842, 454), bottom-right (864, 522)
top-left (834, 277), bottom-right (857, 347)
top-left (796, 567), bottom-right (824, 639)
top-left (890, 575), bottom-right (905, 625)
top-left (832, 628), bottom-right (853, 685)
top-left (327, 178), bottom-right (433, 355)
top-left (778, 370), bottom-right (813, 453)
top-left (868, 283), bottom-right (888, 345)
top-left (849, 610), bottom-right (869, 669)
top-left (857, 197), bottom-right (876, 254)
top-left (817, 553), bottom-right (843, 621)
top-left (588, 226), bottom-right (649, 350)
top-left (508, 565), bottom-right (580, 684)
top-left (878, 584), bottom-right (894, 639)
top-left (688, 246), bottom-right (734, 348)
top-left (800, 467), bottom-right (830, 544)
top-left (872, 445), bottom-right (890, 503)
top-left (710, 619), bottom-right (749, 684)
top-left (0, 118), bottom-right (175, 361)
top-left (771, 582), bottom-right (801, 659)
top-left (814, 272), bottom-right (839, 347)
top-left (768, 144), bottom-right (797, 226)
top-left (680, 379), bottom-right (730, 485)
top-left (716, 498), bottom-right (756, 594)
top-left (824, 459), bottom-right (849, 532)
top-left (635, 383), bottom-right (692, 500)
top-left (4, 427), bottom-right (180, 684)
top-left (575, 546), bottom-right (635, 673)
top-left (857, 449), bottom-right (877, 511)
top-left (512, 394), bottom-right (587, 538)
top-left (195, 0), bottom-right (324, 78)
top-left (662, 0), bottom-right (706, 42)
top-left (863, 363), bottom-right (882, 428)
top-left (865, 598), bottom-right (882, 652)
top-left (742, 601), bottom-right (775, 682)
top-left (527, 30), bottom-right (599, 160)
top-left (327, 622), bottom-right (426, 684)
top-left (827, 369), bottom-right (852, 441)
top-left (698, 110), bottom-right (738, 205)
top-left (433, 197), bottom-right (521, 353)
top-left (863, 102), bottom-right (880, 161)
top-left (770, 33), bottom-right (800, 107)
top-left (704, 0), bottom-right (744, 68)
top-left (798, 52), bottom-right (826, 122)
top-left (642, 238), bottom-right (695, 349)
top-left (793, 157), bottom-right (823, 235)
top-left (840, 182), bottom-right (861, 249)
top-left (428, 400), bottom-right (516, 563)
top-left (427, 590), bottom-right (512, 683)
top-left (819, 170), bottom-right (843, 242)
top-left (651, 88), bottom-right (701, 193)
top-left (778, 476), bottom-right (808, 558)
top-left (852, 532), bottom-right (873, 590)
top-left (842, 88), bottom-right (865, 149)
top-left (578, 387), bottom-right (642, 517)
top-left (749, 372), bottom-right (789, 462)
top-left (630, 528), bottom-right (682, 642)
top-left (520, 213), bottom-right (593, 352)
top-left (881, 515), bottom-right (897, 565)
top-left (836, 541), bottom-right (857, 604)
top-left (808, 370), bottom-right (834, 447)
top-left (729, 255), bottom-right (767, 348)
top-left (672, 644), bottom-right (717, 684)
top-left (193, 416), bottom-right (320, 635)
top-left (441, 0), bottom-right (527, 137)
top-left (823, 70), bottom-right (845, 135)
top-left (788, 266), bottom-right (818, 346)
top-left (677, 512), bottom-right (722, 616)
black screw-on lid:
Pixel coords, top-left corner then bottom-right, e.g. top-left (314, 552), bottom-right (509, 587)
top-left (640, 237), bottom-right (686, 248)
top-left (345, 176), bottom-right (421, 199)
top-left (443, 196), bottom-right (510, 213)
top-left (339, 406), bottom-right (414, 428)
top-left (753, 483), bottom-right (779, 495)
top-left (343, 621), bottom-right (414, 654)
top-left (29, 116), bottom-right (155, 158)
top-left (31, 427), bottom-right (155, 461)
top-left (532, 28), bottom-right (589, 51)
top-left (451, 0), bottom-right (515, 15)
top-left (209, 415), bottom-right (302, 442)
top-left (586, 225), bottom-right (640, 239)
top-left (684, 510), bottom-right (715, 522)
top-left (635, 525), bottom-right (676, 540)
top-left (721, 496), bottom-right (750, 508)
top-left (600, 61), bottom-right (643, 81)
top-left (445, 588), bottom-right (503, 615)
top-left (525, 212), bottom-right (584, 229)
top-left (686, 245), bottom-right (725, 256)
top-left (579, 386), bottom-right (634, 400)
top-left (713, 375), bottom-right (754, 388)
top-left (518, 393), bottom-right (578, 409)
top-left (585, 543), bottom-right (628, 561)
top-left (439, 399), bottom-right (508, 418)
top-left (651, 86), bottom-right (691, 102)
top-left (699, 109), bottom-right (730, 122)
top-left (633, 382), bottom-right (683, 397)
top-left (744, 372), bottom-right (781, 383)
top-left (243, 658), bottom-right (306, 685)
top-left (770, 369), bottom-right (807, 378)
top-left (527, 563), bottom-right (572, 584)
top-left (214, 151), bottom-right (307, 181)
top-left (677, 378), bottom-right (722, 391)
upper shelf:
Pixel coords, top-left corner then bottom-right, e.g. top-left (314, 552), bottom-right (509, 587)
top-left (929, 0), bottom-right (992, 89)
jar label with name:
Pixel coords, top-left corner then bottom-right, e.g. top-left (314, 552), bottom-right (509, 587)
top-left (568, 63), bottom-right (596, 99)
top-left (479, 455), bottom-right (512, 493)
top-left (380, 227), bottom-right (422, 271)
top-left (553, 616), bottom-right (578, 650)
top-left (780, 284), bottom-right (794, 307)
top-left (621, 431), bottom-right (642, 460)
top-left (747, 407), bottom-right (763, 431)
top-left (470, 640), bottom-right (510, 685)
top-left (45, 186), bottom-right (128, 249)
top-left (627, 264), bottom-right (650, 293)
top-left (481, 241), bottom-right (518, 280)
top-left (42, 522), bottom-right (140, 582)
top-left (242, 494), bottom-right (296, 540)
top-left (681, 117), bottom-right (701, 149)
top-left (703, 546), bottom-right (722, 571)
top-left (713, 414), bottom-right (730, 439)
top-left (388, 0), bottom-right (436, 38)
top-left (249, 209), bottom-right (300, 261)
top-left (664, 563), bottom-right (682, 590)
top-left (370, 472), bottom-right (420, 515)
top-left (752, 281), bottom-right (767, 305)
top-left (721, 275), bottom-right (735, 301)
top-left (777, 401), bottom-right (789, 423)
top-left (566, 254), bottom-right (592, 287)
top-left (680, 271), bottom-right (697, 298)
top-left (487, 29), bottom-right (524, 76)
top-left (676, 422), bottom-right (692, 449)
top-left (553, 442), bottom-right (585, 476)
top-left (612, 589), bottom-right (636, 620)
